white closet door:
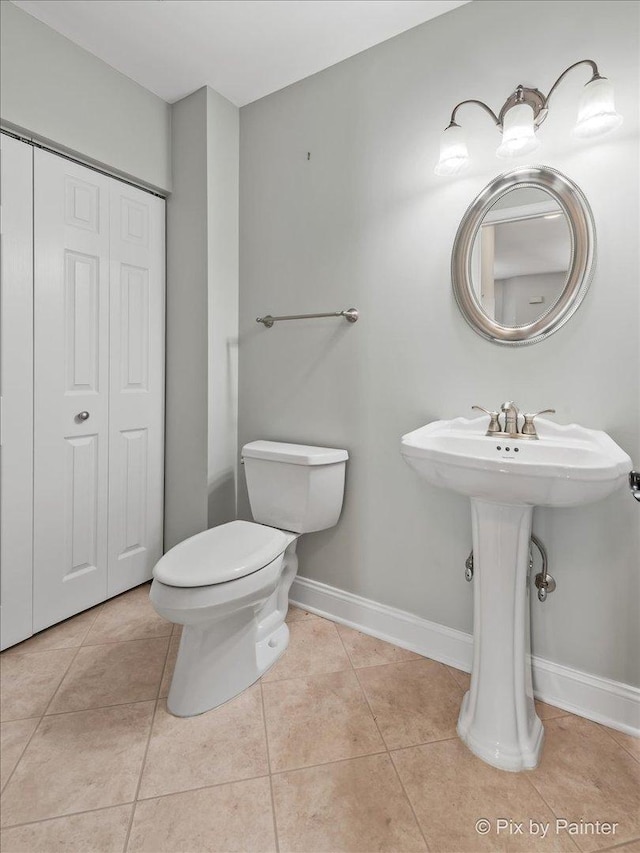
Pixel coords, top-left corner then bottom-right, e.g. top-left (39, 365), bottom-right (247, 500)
top-left (107, 182), bottom-right (165, 596)
top-left (33, 150), bottom-right (111, 631)
top-left (0, 135), bottom-right (34, 650)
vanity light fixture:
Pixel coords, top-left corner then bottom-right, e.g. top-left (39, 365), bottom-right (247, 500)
top-left (434, 59), bottom-right (623, 176)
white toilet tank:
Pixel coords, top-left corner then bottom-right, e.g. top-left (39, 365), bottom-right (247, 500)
top-left (242, 441), bottom-right (348, 533)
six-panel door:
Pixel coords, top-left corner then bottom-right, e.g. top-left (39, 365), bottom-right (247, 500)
top-left (0, 135), bottom-right (34, 649)
top-left (33, 149), bottom-right (164, 632)
top-left (108, 183), bottom-right (165, 596)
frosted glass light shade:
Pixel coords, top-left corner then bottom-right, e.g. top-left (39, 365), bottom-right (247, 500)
top-left (434, 124), bottom-right (470, 176)
top-left (572, 77), bottom-right (623, 138)
top-left (496, 103), bottom-right (540, 158)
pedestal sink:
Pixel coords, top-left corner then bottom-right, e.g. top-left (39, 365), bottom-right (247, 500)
top-left (400, 414), bottom-right (631, 771)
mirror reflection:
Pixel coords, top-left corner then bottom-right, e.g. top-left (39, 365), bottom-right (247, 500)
top-left (471, 188), bottom-right (571, 326)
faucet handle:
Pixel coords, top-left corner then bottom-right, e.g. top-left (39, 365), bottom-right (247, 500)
top-left (471, 405), bottom-right (502, 434)
top-left (521, 408), bottom-right (556, 438)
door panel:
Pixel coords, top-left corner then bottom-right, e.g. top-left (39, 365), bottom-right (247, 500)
top-left (33, 150), bottom-right (110, 631)
top-left (0, 134), bottom-right (34, 650)
top-left (108, 183), bottom-right (164, 595)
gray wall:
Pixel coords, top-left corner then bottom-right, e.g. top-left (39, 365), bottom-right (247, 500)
top-left (207, 88), bottom-right (239, 529)
top-left (165, 87), bottom-right (239, 549)
top-left (165, 89), bottom-right (209, 548)
top-left (0, 1), bottom-right (171, 192)
top-left (238, 0), bottom-right (640, 686)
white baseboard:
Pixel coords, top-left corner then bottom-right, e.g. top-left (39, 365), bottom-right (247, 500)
top-left (290, 575), bottom-right (640, 738)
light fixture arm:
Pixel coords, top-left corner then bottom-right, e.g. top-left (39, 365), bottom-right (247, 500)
top-left (447, 99), bottom-right (501, 131)
top-left (435, 57), bottom-right (622, 176)
top-left (543, 59), bottom-right (603, 108)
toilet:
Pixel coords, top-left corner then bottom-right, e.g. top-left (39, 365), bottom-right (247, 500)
top-left (150, 440), bottom-right (348, 717)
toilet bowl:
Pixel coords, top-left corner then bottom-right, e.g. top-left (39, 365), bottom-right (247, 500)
top-left (150, 440), bottom-right (348, 717)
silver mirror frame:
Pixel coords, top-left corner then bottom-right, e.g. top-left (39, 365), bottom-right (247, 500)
top-left (452, 166), bottom-right (596, 345)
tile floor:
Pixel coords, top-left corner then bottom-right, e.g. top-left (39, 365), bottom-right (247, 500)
top-left (1, 583), bottom-right (639, 853)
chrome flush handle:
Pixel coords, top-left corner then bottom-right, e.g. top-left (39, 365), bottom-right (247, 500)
top-left (630, 471), bottom-right (640, 502)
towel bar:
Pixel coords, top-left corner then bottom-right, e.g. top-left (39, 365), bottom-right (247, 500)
top-left (256, 308), bottom-right (359, 328)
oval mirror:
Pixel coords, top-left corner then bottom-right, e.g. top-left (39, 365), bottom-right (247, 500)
top-left (452, 166), bottom-right (596, 345)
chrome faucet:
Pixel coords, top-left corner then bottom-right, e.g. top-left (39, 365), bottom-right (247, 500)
top-left (501, 401), bottom-right (520, 436)
top-left (472, 402), bottom-right (556, 440)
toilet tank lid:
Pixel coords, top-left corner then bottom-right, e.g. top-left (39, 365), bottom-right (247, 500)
top-left (242, 440), bottom-right (348, 465)
top-left (153, 520), bottom-right (292, 587)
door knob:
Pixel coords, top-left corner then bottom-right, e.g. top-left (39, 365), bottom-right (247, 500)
top-left (76, 411), bottom-right (90, 422)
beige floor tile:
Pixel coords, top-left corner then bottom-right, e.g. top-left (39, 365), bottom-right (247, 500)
top-left (602, 727), bottom-right (640, 762)
top-left (528, 716), bottom-right (640, 851)
top-left (392, 738), bottom-right (577, 852)
top-left (139, 686), bottom-right (269, 799)
top-left (171, 622), bottom-right (183, 637)
top-left (604, 841), bottom-right (640, 852)
top-left (357, 659), bottom-right (463, 749)
top-left (128, 777), bottom-right (276, 852)
top-left (0, 804), bottom-right (132, 852)
top-left (445, 665), bottom-right (470, 690)
top-left (0, 648), bottom-right (76, 721)
top-left (83, 584), bottom-right (171, 645)
top-left (272, 753), bottom-right (427, 852)
top-left (159, 635), bottom-right (180, 699)
top-left (262, 616), bottom-right (351, 682)
top-left (285, 606), bottom-right (314, 623)
top-left (0, 701), bottom-right (154, 826)
top-left (262, 669), bottom-right (384, 772)
top-left (0, 718), bottom-right (39, 791)
top-left (536, 700), bottom-right (570, 720)
top-left (2, 606), bottom-right (103, 656)
top-left (47, 637), bottom-right (169, 714)
top-left (336, 624), bottom-right (422, 668)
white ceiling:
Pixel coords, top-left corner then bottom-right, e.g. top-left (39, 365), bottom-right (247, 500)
top-left (11, 0), bottom-right (470, 107)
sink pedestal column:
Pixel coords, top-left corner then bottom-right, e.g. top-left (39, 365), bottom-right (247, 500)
top-left (457, 499), bottom-right (543, 771)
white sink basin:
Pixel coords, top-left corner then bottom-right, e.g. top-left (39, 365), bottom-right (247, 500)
top-left (400, 414), bottom-right (631, 772)
top-left (401, 415), bottom-right (630, 506)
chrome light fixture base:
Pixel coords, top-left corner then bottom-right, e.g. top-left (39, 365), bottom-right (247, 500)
top-left (498, 86), bottom-right (548, 128)
top-left (434, 59), bottom-right (623, 176)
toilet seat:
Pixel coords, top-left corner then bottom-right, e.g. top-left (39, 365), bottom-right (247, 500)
top-left (154, 520), bottom-right (290, 587)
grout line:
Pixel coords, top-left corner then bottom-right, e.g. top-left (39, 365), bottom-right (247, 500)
top-left (120, 630), bottom-right (174, 850)
top-left (0, 717), bottom-right (41, 797)
top-left (0, 637), bottom-right (85, 795)
top-left (521, 774), bottom-right (582, 852)
top-left (261, 664), bottom-right (352, 686)
top-left (132, 773), bottom-right (273, 805)
top-left (122, 697), bottom-right (160, 852)
top-left (387, 751), bottom-right (433, 853)
top-left (3, 624), bottom-right (89, 790)
top-left (40, 634), bottom-right (170, 719)
top-left (334, 621), bottom-right (432, 853)
top-left (0, 591), bottom-right (151, 795)
top-left (595, 836), bottom-right (640, 853)
top-left (81, 630), bottom-right (173, 649)
top-left (0, 802), bottom-right (138, 832)
top-left (441, 662), bottom-right (469, 692)
top-left (259, 680), bottom-right (280, 853)
top-left (269, 749), bottom-right (389, 778)
top-left (597, 722), bottom-right (640, 766)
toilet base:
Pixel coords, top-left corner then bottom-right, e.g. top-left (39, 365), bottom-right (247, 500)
top-left (167, 617), bottom-right (290, 717)
top-left (161, 538), bottom-right (299, 717)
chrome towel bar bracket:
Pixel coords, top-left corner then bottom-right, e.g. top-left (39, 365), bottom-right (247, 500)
top-left (256, 308), bottom-right (359, 328)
